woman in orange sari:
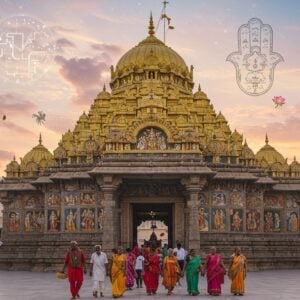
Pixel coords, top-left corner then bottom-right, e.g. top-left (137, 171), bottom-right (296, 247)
top-left (204, 246), bottom-right (226, 296)
top-left (162, 248), bottom-right (179, 295)
top-left (111, 247), bottom-right (126, 298)
top-left (228, 247), bottom-right (247, 296)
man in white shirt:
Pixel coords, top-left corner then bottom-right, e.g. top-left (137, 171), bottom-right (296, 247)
top-left (173, 243), bottom-right (186, 285)
top-left (135, 252), bottom-right (145, 288)
top-left (90, 245), bottom-right (108, 298)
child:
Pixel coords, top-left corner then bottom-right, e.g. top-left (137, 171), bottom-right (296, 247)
top-left (135, 252), bottom-right (144, 288)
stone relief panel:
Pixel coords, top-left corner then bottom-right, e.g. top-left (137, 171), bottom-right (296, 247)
top-left (198, 208), bottom-right (209, 232)
top-left (229, 192), bottom-right (244, 207)
top-left (246, 193), bottom-right (261, 208)
top-left (80, 208), bottom-right (95, 231)
top-left (212, 192), bottom-right (226, 206)
top-left (286, 210), bottom-right (299, 232)
top-left (98, 208), bottom-right (104, 230)
top-left (136, 127), bottom-right (167, 150)
top-left (264, 194), bottom-right (284, 208)
top-left (24, 211), bottom-right (45, 232)
top-left (47, 209), bottom-right (60, 232)
top-left (230, 209), bottom-right (243, 232)
top-left (63, 191), bottom-right (79, 206)
top-left (286, 195), bottom-right (299, 209)
top-left (264, 209), bottom-right (281, 232)
top-left (246, 209), bottom-right (261, 232)
top-left (80, 192), bottom-right (96, 205)
top-left (46, 192), bottom-right (61, 207)
top-left (211, 208), bottom-right (226, 232)
top-left (8, 211), bottom-right (20, 232)
top-left (199, 193), bottom-right (209, 207)
top-left (64, 208), bottom-right (78, 232)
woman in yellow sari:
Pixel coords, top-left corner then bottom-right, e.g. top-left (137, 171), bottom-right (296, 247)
top-left (162, 248), bottom-right (180, 295)
top-left (110, 247), bottom-right (126, 298)
top-left (228, 247), bottom-right (247, 296)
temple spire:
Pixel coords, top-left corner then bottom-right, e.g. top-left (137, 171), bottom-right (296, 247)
top-left (244, 139), bottom-right (248, 146)
top-left (148, 12), bottom-right (155, 36)
top-left (39, 133), bottom-right (42, 145)
top-left (265, 133), bottom-right (269, 145)
top-left (198, 84), bottom-right (201, 91)
top-left (103, 84), bottom-right (106, 92)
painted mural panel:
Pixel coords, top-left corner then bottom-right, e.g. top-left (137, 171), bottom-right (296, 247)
top-left (65, 208), bottom-right (78, 232)
top-left (211, 208), bottom-right (226, 231)
top-left (199, 193), bottom-right (209, 207)
top-left (286, 211), bottom-right (299, 232)
top-left (25, 196), bottom-right (41, 208)
top-left (264, 210), bottom-right (281, 232)
top-left (212, 192), bottom-right (226, 206)
top-left (80, 208), bottom-right (95, 231)
top-left (246, 193), bottom-right (261, 208)
top-left (98, 208), bottom-right (104, 230)
top-left (264, 194), bottom-right (284, 208)
top-left (286, 196), bottom-right (298, 209)
top-left (80, 192), bottom-right (96, 205)
top-left (24, 211), bottom-right (45, 232)
top-left (198, 208), bottom-right (209, 232)
top-left (63, 191), bottom-right (79, 206)
top-left (8, 211), bottom-right (20, 232)
top-left (230, 192), bottom-right (244, 207)
top-left (230, 209), bottom-right (243, 232)
top-left (246, 209), bottom-right (261, 232)
top-left (48, 209), bottom-right (60, 232)
top-left (47, 192), bottom-right (60, 207)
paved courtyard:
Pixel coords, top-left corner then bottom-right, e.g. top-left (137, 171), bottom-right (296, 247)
top-left (0, 269), bottom-right (298, 299)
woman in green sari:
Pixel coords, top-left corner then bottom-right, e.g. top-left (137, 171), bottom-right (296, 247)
top-left (183, 249), bottom-right (202, 296)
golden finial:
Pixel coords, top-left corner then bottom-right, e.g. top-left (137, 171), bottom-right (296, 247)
top-left (244, 139), bottom-right (248, 146)
top-left (148, 12), bottom-right (155, 36)
top-left (198, 84), bottom-right (201, 91)
top-left (39, 133), bottom-right (42, 145)
top-left (265, 133), bottom-right (269, 145)
top-left (294, 155), bottom-right (297, 161)
top-left (13, 155), bottom-right (16, 161)
top-left (103, 84), bottom-right (106, 92)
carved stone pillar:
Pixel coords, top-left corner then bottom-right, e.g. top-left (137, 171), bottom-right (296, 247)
top-left (96, 175), bottom-right (122, 251)
top-left (181, 176), bottom-right (207, 253)
top-left (0, 191), bottom-right (11, 239)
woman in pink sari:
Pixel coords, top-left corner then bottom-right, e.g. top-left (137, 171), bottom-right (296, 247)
top-left (204, 246), bottom-right (226, 296)
top-left (125, 248), bottom-right (136, 290)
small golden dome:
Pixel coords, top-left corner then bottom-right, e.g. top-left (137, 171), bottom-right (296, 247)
top-left (241, 140), bottom-right (255, 159)
top-left (21, 134), bottom-right (54, 168)
top-left (194, 84), bottom-right (208, 100)
top-left (290, 156), bottom-right (300, 172)
top-left (6, 156), bottom-right (19, 172)
top-left (96, 84), bottom-right (111, 100)
top-left (216, 111), bottom-right (227, 123)
top-left (114, 15), bottom-right (189, 80)
top-left (256, 134), bottom-right (286, 165)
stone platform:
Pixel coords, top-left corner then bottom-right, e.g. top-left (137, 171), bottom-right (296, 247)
top-left (0, 269), bottom-right (298, 299)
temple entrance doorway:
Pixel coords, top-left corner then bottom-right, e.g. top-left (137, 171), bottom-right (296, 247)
top-left (132, 203), bottom-right (173, 248)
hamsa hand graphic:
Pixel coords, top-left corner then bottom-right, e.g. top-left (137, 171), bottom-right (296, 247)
top-left (227, 18), bottom-right (283, 96)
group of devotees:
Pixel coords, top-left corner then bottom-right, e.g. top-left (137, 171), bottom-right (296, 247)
top-left (61, 241), bottom-right (247, 299)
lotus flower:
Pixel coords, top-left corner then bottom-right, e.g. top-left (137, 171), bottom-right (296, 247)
top-left (272, 96), bottom-right (286, 108)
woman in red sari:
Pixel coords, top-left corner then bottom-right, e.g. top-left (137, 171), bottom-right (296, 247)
top-left (204, 246), bottom-right (226, 296)
top-left (143, 248), bottom-right (160, 295)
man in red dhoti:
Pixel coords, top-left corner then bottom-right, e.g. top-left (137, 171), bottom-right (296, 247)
top-left (62, 241), bottom-right (87, 299)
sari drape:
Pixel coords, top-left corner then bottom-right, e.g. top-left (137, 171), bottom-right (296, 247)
top-left (229, 254), bottom-right (246, 295)
top-left (186, 256), bottom-right (201, 295)
top-left (143, 254), bottom-right (160, 293)
top-left (111, 254), bottom-right (126, 298)
top-left (162, 256), bottom-right (178, 290)
top-left (206, 254), bottom-right (224, 295)
top-left (125, 254), bottom-right (136, 288)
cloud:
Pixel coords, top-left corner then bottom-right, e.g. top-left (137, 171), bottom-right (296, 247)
top-left (55, 55), bottom-right (110, 105)
top-left (56, 38), bottom-right (76, 52)
top-left (91, 43), bottom-right (123, 56)
top-left (1, 121), bottom-right (35, 136)
top-left (0, 150), bottom-right (14, 161)
top-left (45, 114), bottom-right (76, 134)
top-left (0, 93), bottom-right (36, 115)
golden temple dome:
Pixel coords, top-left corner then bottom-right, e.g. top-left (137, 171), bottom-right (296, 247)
top-left (112, 14), bottom-right (191, 83)
top-left (256, 134), bottom-right (286, 165)
top-left (21, 134), bottom-right (54, 170)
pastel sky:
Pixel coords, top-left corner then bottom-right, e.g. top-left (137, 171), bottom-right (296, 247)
top-left (0, 0), bottom-right (299, 177)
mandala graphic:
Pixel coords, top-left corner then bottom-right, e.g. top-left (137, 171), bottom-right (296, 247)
top-left (0, 15), bottom-right (56, 83)
top-left (227, 18), bottom-right (283, 96)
